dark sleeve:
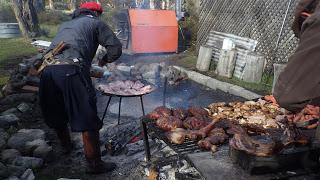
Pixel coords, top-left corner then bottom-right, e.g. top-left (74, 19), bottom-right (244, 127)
top-left (96, 21), bottom-right (122, 63)
top-left (273, 12), bottom-right (320, 113)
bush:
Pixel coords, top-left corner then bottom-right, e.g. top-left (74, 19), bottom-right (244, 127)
top-left (0, 3), bottom-right (16, 23)
top-left (38, 10), bottom-right (70, 25)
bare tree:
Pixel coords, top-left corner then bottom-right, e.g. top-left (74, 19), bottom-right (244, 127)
top-left (48, 0), bottom-right (54, 10)
top-left (69, 0), bottom-right (79, 11)
top-left (33, 0), bottom-right (45, 12)
top-left (11, 0), bottom-right (40, 38)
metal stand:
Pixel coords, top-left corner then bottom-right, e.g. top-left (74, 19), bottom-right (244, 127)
top-left (163, 77), bottom-right (167, 106)
top-left (102, 95), bottom-right (146, 125)
top-left (141, 119), bottom-right (151, 162)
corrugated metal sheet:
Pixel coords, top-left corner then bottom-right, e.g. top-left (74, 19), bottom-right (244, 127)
top-left (205, 31), bottom-right (258, 79)
top-left (0, 23), bottom-right (21, 38)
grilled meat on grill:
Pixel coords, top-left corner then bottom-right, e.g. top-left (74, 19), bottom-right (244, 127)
top-left (166, 128), bottom-right (187, 144)
top-left (229, 133), bottom-right (276, 157)
top-left (183, 116), bottom-right (210, 130)
top-left (185, 119), bottom-right (221, 140)
top-left (188, 107), bottom-right (209, 117)
top-left (156, 116), bottom-right (183, 131)
top-left (147, 106), bottom-right (172, 120)
top-left (98, 80), bottom-right (153, 96)
top-left (198, 128), bottom-right (228, 150)
top-left (172, 108), bottom-right (188, 120)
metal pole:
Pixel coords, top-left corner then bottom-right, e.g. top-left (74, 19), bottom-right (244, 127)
top-left (275, 0), bottom-right (293, 50)
top-left (140, 96), bottom-right (145, 116)
top-left (102, 96), bottom-right (112, 121)
top-left (163, 77), bottom-right (168, 106)
top-left (118, 97), bottom-right (122, 125)
top-left (141, 119), bottom-right (151, 161)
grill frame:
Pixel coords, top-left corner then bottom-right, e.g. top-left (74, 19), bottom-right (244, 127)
top-left (141, 117), bottom-right (204, 161)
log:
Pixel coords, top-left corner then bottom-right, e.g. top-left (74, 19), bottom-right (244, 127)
top-left (216, 49), bottom-right (236, 78)
top-left (242, 53), bottom-right (265, 83)
top-left (196, 46), bottom-right (213, 72)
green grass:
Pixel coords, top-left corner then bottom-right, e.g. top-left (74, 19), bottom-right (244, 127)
top-left (0, 38), bottom-right (38, 65)
top-left (0, 22), bottom-right (59, 88)
top-left (175, 51), bottom-right (273, 95)
top-left (39, 23), bottom-right (59, 41)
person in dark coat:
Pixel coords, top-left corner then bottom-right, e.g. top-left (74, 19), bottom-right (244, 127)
top-left (273, 0), bottom-right (320, 113)
top-left (38, 2), bottom-right (122, 174)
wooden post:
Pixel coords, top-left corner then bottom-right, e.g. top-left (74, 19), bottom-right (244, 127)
top-left (196, 45), bottom-right (213, 72)
top-left (242, 53), bottom-right (265, 83)
top-left (216, 49), bottom-right (236, 78)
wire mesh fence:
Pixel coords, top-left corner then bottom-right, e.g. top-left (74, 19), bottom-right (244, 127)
top-left (197, 0), bottom-right (300, 72)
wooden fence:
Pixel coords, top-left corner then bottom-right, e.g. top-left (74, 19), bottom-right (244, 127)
top-left (197, 0), bottom-right (300, 70)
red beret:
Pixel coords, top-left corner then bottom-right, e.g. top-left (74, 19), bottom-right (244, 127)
top-left (80, 2), bottom-right (103, 14)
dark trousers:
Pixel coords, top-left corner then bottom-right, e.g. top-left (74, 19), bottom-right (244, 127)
top-left (39, 65), bottom-right (103, 132)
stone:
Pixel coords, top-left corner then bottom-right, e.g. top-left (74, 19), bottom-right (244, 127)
top-left (5, 176), bottom-right (21, 180)
top-left (12, 156), bottom-right (43, 169)
top-left (16, 103), bottom-right (31, 113)
top-left (20, 169), bottom-right (35, 180)
top-left (0, 137), bottom-right (6, 151)
top-left (7, 165), bottom-right (27, 177)
top-left (0, 128), bottom-right (9, 141)
top-left (1, 108), bottom-right (19, 116)
top-left (8, 129), bottom-right (45, 152)
top-left (0, 114), bottom-right (19, 129)
top-left (57, 178), bottom-right (81, 180)
top-left (24, 139), bottom-right (47, 155)
top-left (4, 176), bottom-right (20, 180)
top-left (0, 93), bottom-right (36, 106)
top-left (33, 145), bottom-right (53, 161)
top-left (0, 162), bottom-right (10, 178)
top-left (1, 149), bottom-right (21, 164)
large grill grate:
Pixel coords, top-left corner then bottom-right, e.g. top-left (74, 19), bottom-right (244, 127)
top-left (143, 118), bottom-right (203, 156)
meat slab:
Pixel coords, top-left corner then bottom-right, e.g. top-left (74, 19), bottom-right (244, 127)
top-left (98, 80), bottom-right (153, 96)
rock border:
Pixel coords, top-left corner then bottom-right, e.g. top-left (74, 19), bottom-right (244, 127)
top-left (172, 66), bottom-right (262, 100)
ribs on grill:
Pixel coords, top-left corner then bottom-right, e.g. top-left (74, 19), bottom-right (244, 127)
top-left (147, 106), bottom-right (172, 120)
top-left (156, 116), bottom-right (183, 131)
top-left (198, 128), bottom-right (228, 150)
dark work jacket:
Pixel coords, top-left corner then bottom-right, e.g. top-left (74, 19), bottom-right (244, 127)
top-left (273, 11), bottom-right (320, 112)
top-left (48, 9), bottom-right (122, 70)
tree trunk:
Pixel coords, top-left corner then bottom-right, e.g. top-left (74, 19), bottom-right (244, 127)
top-left (11, 0), bottom-right (40, 38)
top-left (48, 0), bottom-right (54, 10)
top-left (33, 0), bottom-right (44, 12)
top-left (69, 0), bottom-right (79, 11)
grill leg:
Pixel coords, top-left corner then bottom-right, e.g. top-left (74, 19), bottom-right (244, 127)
top-left (102, 96), bottom-right (112, 121)
top-left (140, 96), bottom-right (145, 116)
top-left (141, 119), bottom-right (151, 162)
top-left (163, 77), bottom-right (167, 106)
top-left (118, 97), bottom-right (122, 125)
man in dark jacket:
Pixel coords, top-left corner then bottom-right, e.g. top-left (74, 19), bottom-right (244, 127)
top-left (38, 2), bottom-right (122, 174)
top-left (273, 0), bottom-right (320, 113)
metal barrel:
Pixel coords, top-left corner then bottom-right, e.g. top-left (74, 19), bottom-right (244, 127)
top-left (0, 23), bottom-right (21, 38)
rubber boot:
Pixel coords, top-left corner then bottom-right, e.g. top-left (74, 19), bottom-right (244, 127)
top-left (82, 131), bottom-right (116, 174)
top-left (55, 126), bottom-right (73, 154)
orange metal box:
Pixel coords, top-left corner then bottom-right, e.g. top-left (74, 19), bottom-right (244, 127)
top-left (128, 9), bottom-right (178, 53)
